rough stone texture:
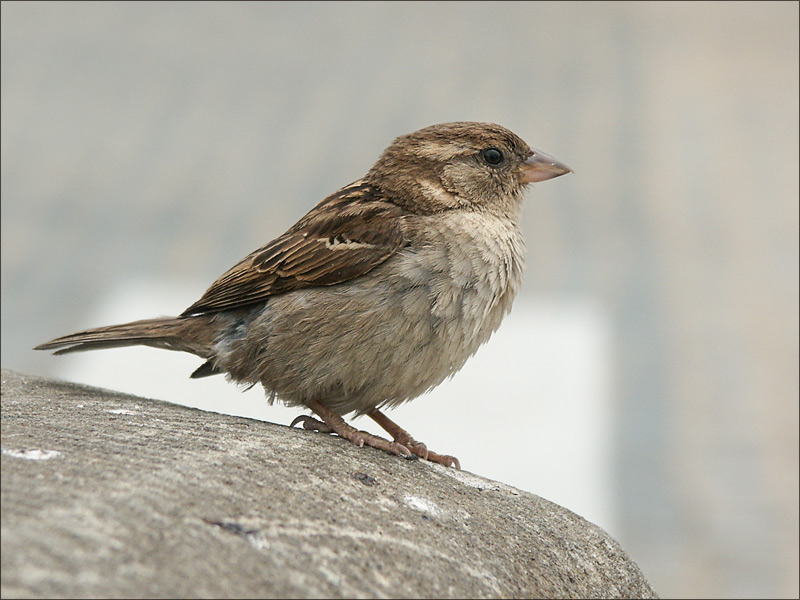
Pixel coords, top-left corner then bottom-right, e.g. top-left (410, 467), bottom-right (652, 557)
top-left (1, 368), bottom-right (658, 599)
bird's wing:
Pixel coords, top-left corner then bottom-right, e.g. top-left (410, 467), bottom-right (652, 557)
top-left (181, 180), bottom-right (409, 316)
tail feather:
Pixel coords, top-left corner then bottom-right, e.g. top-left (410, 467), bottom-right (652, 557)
top-left (34, 317), bottom-right (211, 357)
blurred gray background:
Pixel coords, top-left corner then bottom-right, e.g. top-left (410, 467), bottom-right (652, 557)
top-left (2, 2), bottom-right (798, 598)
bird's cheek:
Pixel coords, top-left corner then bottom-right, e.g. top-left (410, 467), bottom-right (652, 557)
top-left (441, 164), bottom-right (493, 205)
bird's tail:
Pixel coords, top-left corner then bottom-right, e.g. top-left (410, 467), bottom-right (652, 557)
top-left (34, 316), bottom-right (215, 357)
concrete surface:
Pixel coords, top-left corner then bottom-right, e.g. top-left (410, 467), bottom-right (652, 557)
top-left (1, 368), bottom-right (657, 599)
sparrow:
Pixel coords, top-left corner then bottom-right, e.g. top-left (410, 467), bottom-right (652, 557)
top-left (35, 122), bottom-right (571, 469)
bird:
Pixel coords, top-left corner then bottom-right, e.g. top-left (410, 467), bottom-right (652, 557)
top-left (35, 122), bottom-right (571, 469)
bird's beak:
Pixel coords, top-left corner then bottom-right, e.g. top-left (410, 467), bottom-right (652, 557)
top-left (520, 149), bottom-right (572, 183)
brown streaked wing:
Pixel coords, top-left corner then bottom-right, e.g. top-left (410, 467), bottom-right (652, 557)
top-left (181, 181), bottom-right (409, 316)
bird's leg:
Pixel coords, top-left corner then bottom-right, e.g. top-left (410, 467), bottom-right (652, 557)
top-left (292, 399), bottom-right (413, 459)
top-left (367, 409), bottom-right (461, 470)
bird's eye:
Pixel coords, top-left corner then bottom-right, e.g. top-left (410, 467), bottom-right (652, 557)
top-left (481, 148), bottom-right (504, 166)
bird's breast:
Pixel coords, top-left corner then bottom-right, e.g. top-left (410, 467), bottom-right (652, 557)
top-left (389, 210), bottom-right (526, 377)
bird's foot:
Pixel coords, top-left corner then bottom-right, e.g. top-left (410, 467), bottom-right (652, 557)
top-left (367, 408), bottom-right (461, 469)
top-left (294, 401), bottom-right (413, 459)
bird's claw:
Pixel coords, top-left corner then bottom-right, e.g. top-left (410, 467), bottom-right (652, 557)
top-left (290, 414), bottom-right (333, 433)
